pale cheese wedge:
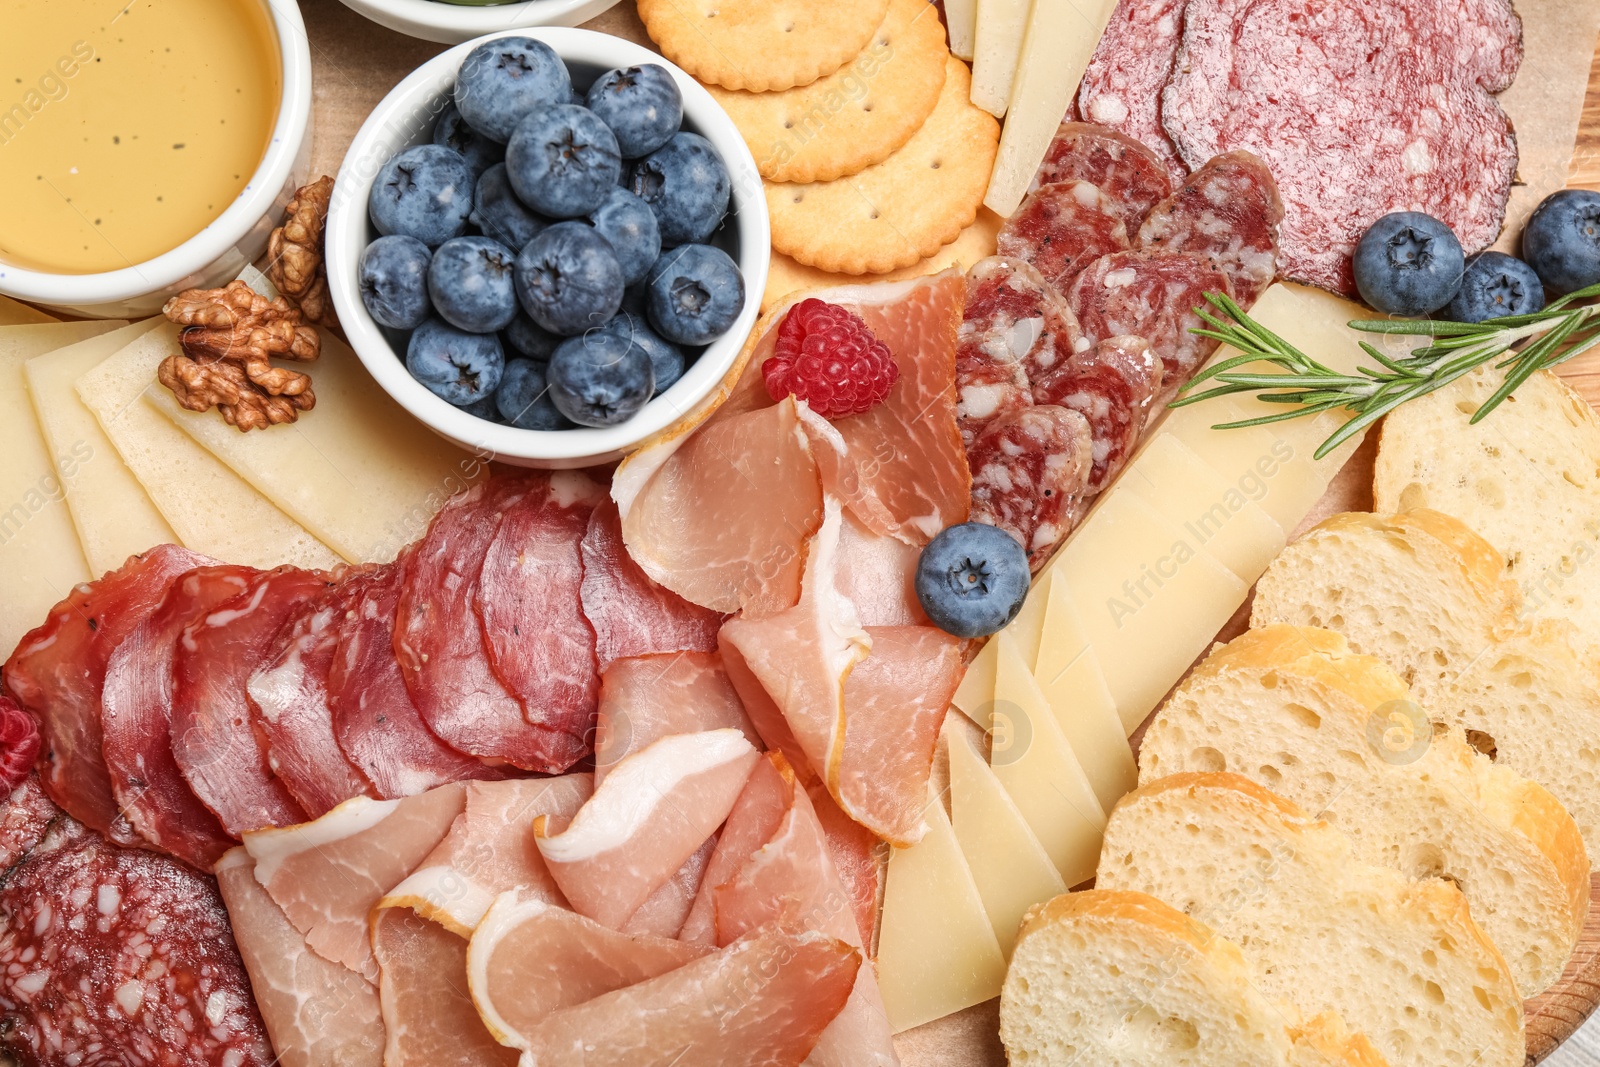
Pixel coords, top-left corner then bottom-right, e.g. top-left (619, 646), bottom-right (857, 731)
top-left (0, 296), bottom-right (57, 326)
top-left (969, 0), bottom-right (1033, 116)
top-left (0, 320), bottom-right (125, 653)
top-left (25, 319), bottom-right (175, 575)
top-left (75, 323), bottom-right (341, 570)
top-left (944, 0), bottom-right (978, 61)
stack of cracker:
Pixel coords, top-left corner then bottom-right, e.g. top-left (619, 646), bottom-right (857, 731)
top-left (636, 0), bottom-right (1002, 310)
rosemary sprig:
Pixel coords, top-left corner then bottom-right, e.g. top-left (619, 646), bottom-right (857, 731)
top-left (1172, 282), bottom-right (1600, 459)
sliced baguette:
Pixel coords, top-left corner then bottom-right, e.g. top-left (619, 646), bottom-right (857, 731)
top-left (1138, 625), bottom-right (1588, 994)
top-left (1097, 773), bottom-right (1524, 1067)
top-left (1252, 510), bottom-right (1600, 871)
top-left (999, 889), bottom-right (1390, 1067)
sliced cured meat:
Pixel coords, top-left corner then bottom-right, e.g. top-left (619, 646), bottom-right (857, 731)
top-left (0, 824), bottom-right (273, 1067)
top-left (250, 574), bottom-right (380, 818)
top-left (1033, 334), bottom-right (1163, 491)
top-left (215, 848), bottom-right (385, 1067)
top-left (327, 560), bottom-right (510, 798)
top-left (1066, 249), bottom-right (1234, 401)
top-left (579, 498), bottom-right (723, 674)
top-left (620, 833), bottom-right (717, 939)
top-left (0, 776), bottom-right (60, 875)
top-left (680, 755), bottom-right (794, 947)
top-left (1135, 151), bottom-right (1283, 306)
top-left (535, 729), bottom-right (759, 929)
top-left (835, 510), bottom-right (928, 628)
top-left (968, 405), bottom-right (1096, 569)
top-left (396, 479), bottom-right (582, 773)
top-left (1071, 4), bottom-right (1191, 181)
top-left (478, 471), bottom-right (602, 753)
top-left (102, 564), bottom-right (256, 870)
top-left (1161, 0), bottom-right (1518, 294)
top-left (594, 652), bottom-right (757, 784)
top-left (383, 775), bottom-right (592, 935)
top-left (371, 906), bottom-right (515, 1067)
top-left (0, 697), bottom-right (39, 796)
top-left (807, 782), bottom-right (887, 953)
top-left (720, 636), bottom-right (816, 787)
top-left (997, 180), bottom-right (1131, 291)
top-left (170, 566), bottom-right (328, 837)
top-left (466, 890), bottom-right (706, 1051)
top-left (1032, 120), bottom-right (1179, 219)
top-left (242, 782), bottom-right (466, 979)
top-left (3, 543), bottom-right (212, 846)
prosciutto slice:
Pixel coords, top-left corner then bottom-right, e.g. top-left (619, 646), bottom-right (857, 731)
top-left (679, 755), bottom-right (794, 947)
top-left (371, 907), bottom-right (516, 1067)
top-left (594, 652), bottom-right (758, 784)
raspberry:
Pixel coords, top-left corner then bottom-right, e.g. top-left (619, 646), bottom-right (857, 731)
top-left (762, 299), bottom-right (900, 419)
top-left (0, 696), bottom-right (38, 793)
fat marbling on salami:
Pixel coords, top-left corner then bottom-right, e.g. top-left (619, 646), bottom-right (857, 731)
top-left (998, 180), bottom-right (1131, 291)
top-left (1135, 150), bottom-right (1283, 307)
top-left (1033, 335), bottom-right (1163, 493)
top-left (1030, 121), bottom-right (1177, 223)
top-left (968, 405), bottom-right (1096, 570)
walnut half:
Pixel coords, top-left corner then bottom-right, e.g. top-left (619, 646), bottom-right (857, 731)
top-left (159, 355), bottom-right (315, 431)
top-left (268, 176), bottom-right (338, 329)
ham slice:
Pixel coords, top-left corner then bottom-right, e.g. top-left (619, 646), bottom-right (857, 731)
top-left (215, 848), bottom-right (384, 1067)
top-left (170, 566), bottom-right (330, 837)
top-left (242, 782), bottom-right (466, 979)
top-left (371, 906), bottom-right (516, 1067)
top-left (680, 755), bottom-right (796, 947)
top-left (101, 564), bottom-right (255, 869)
top-left (835, 510), bottom-right (928, 627)
top-left (3, 544), bottom-right (212, 845)
top-left (595, 652), bottom-right (758, 784)
top-left (809, 782), bottom-right (887, 954)
top-left (619, 833), bottom-right (717, 940)
top-left (535, 729), bottom-right (759, 929)
top-left (720, 636), bottom-right (817, 788)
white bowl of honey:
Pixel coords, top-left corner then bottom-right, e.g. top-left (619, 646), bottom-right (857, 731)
top-left (0, 0), bottom-right (313, 319)
top-left (335, 0), bottom-right (624, 46)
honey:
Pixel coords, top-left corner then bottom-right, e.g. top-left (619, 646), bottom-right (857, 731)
top-left (0, 0), bottom-right (281, 275)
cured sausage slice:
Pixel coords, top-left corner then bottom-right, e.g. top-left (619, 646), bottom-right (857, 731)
top-left (0, 822), bottom-right (273, 1067)
top-left (1033, 335), bottom-right (1163, 492)
top-left (1135, 151), bottom-right (1282, 307)
top-left (968, 405), bottom-right (1096, 569)
top-left (998, 180), bottom-right (1130, 290)
top-left (1031, 120), bottom-right (1177, 222)
top-left (0, 776), bottom-right (59, 875)
top-left (1071, 2), bottom-right (1190, 182)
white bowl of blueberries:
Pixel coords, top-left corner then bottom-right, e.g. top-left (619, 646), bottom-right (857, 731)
top-left (327, 28), bottom-right (767, 467)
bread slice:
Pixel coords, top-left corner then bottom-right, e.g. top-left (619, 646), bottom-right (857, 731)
top-left (999, 889), bottom-right (1390, 1067)
top-left (1253, 510), bottom-right (1600, 872)
top-left (1373, 365), bottom-right (1600, 655)
top-left (1139, 625), bottom-right (1588, 994)
top-left (1097, 773), bottom-right (1524, 1067)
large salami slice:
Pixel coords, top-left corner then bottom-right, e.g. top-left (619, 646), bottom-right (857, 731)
top-left (1071, 1), bottom-right (1190, 182)
top-left (1030, 121), bottom-right (1177, 223)
top-left (0, 821), bottom-right (273, 1067)
top-left (968, 405), bottom-right (1096, 570)
top-left (2, 544), bottom-right (211, 848)
top-left (1161, 0), bottom-right (1521, 294)
top-left (0, 776), bottom-right (59, 875)
top-left (997, 180), bottom-right (1130, 291)
top-left (1033, 335), bottom-right (1163, 492)
top-left (1135, 151), bottom-right (1282, 307)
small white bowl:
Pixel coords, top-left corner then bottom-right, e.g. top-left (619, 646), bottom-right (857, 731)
top-left (335, 0), bottom-right (623, 46)
top-left (326, 28), bottom-right (769, 469)
top-left (0, 0), bottom-right (312, 320)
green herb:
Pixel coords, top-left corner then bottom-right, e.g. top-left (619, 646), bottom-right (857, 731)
top-left (1171, 283), bottom-right (1600, 459)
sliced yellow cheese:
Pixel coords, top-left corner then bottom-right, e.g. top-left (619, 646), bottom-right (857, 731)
top-left (0, 296), bottom-right (56, 326)
top-left (951, 636), bottom-right (997, 725)
top-left (989, 630), bottom-right (1105, 887)
top-left (0, 320), bottom-right (124, 653)
top-left (877, 785), bottom-right (1007, 1032)
top-left (969, 0), bottom-right (1033, 116)
top-left (144, 331), bottom-right (483, 563)
top-left (983, 0), bottom-right (1119, 215)
top-left (25, 319), bottom-right (175, 575)
top-left (76, 323), bottom-right (341, 570)
top-left (947, 723), bottom-right (1065, 957)
top-left (944, 0), bottom-right (978, 61)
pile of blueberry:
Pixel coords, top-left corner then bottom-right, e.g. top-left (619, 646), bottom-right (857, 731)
top-left (1352, 189), bottom-right (1600, 321)
top-left (359, 37), bottom-right (746, 430)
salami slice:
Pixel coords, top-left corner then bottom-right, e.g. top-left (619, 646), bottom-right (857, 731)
top-left (1161, 0), bottom-right (1519, 294)
top-left (1066, 249), bottom-right (1234, 403)
top-left (1135, 151), bottom-right (1282, 307)
top-left (1071, 1), bottom-right (1190, 182)
top-left (968, 405), bottom-right (1096, 570)
top-left (3, 544), bottom-right (212, 848)
top-left (0, 822), bottom-right (273, 1067)
top-left (1030, 121), bottom-right (1177, 223)
top-left (998, 180), bottom-right (1131, 291)
top-left (1033, 335), bottom-right (1163, 492)
top-left (0, 777), bottom-right (59, 876)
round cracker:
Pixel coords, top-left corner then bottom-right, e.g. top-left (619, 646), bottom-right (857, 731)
top-left (707, 0), bottom-right (949, 184)
top-left (766, 58), bottom-right (1000, 275)
top-left (638, 0), bottom-right (891, 93)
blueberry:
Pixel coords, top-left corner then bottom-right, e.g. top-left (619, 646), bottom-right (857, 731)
top-left (506, 105), bottom-right (623, 219)
top-left (619, 283), bottom-right (649, 318)
top-left (470, 163), bottom-right (547, 252)
top-left (603, 312), bottom-right (686, 393)
top-left (358, 235), bottom-right (433, 329)
top-left (514, 221), bottom-right (625, 336)
top-left (1444, 252), bottom-right (1545, 323)
top-left (457, 392), bottom-right (505, 423)
top-left (547, 331), bottom-right (654, 427)
top-left (369, 144), bottom-right (475, 248)
top-left (914, 523), bottom-right (1030, 639)
top-left (407, 319), bottom-right (505, 405)
top-left (1352, 211), bottom-right (1464, 317)
top-left (427, 236), bottom-right (519, 333)
top-left (454, 37), bottom-right (572, 144)
top-left (587, 65), bottom-right (683, 159)
top-left (645, 244), bottom-right (745, 345)
top-left (630, 132), bottom-right (731, 246)
top-left (1522, 189), bottom-right (1600, 295)
top-left (587, 187), bottom-right (661, 287)
top-left (496, 358), bottom-right (573, 430)
top-left (504, 311), bottom-right (560, 359)
top-left (432, 102), bottom-right (504, 178)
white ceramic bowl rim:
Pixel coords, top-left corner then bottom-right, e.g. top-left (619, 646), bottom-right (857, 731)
top-left (326, 27), bottom-right (771, 466)
top-left (0, 0), bottom-right (312, 306)
top-left (354, 0), bottom-right (606, 38)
